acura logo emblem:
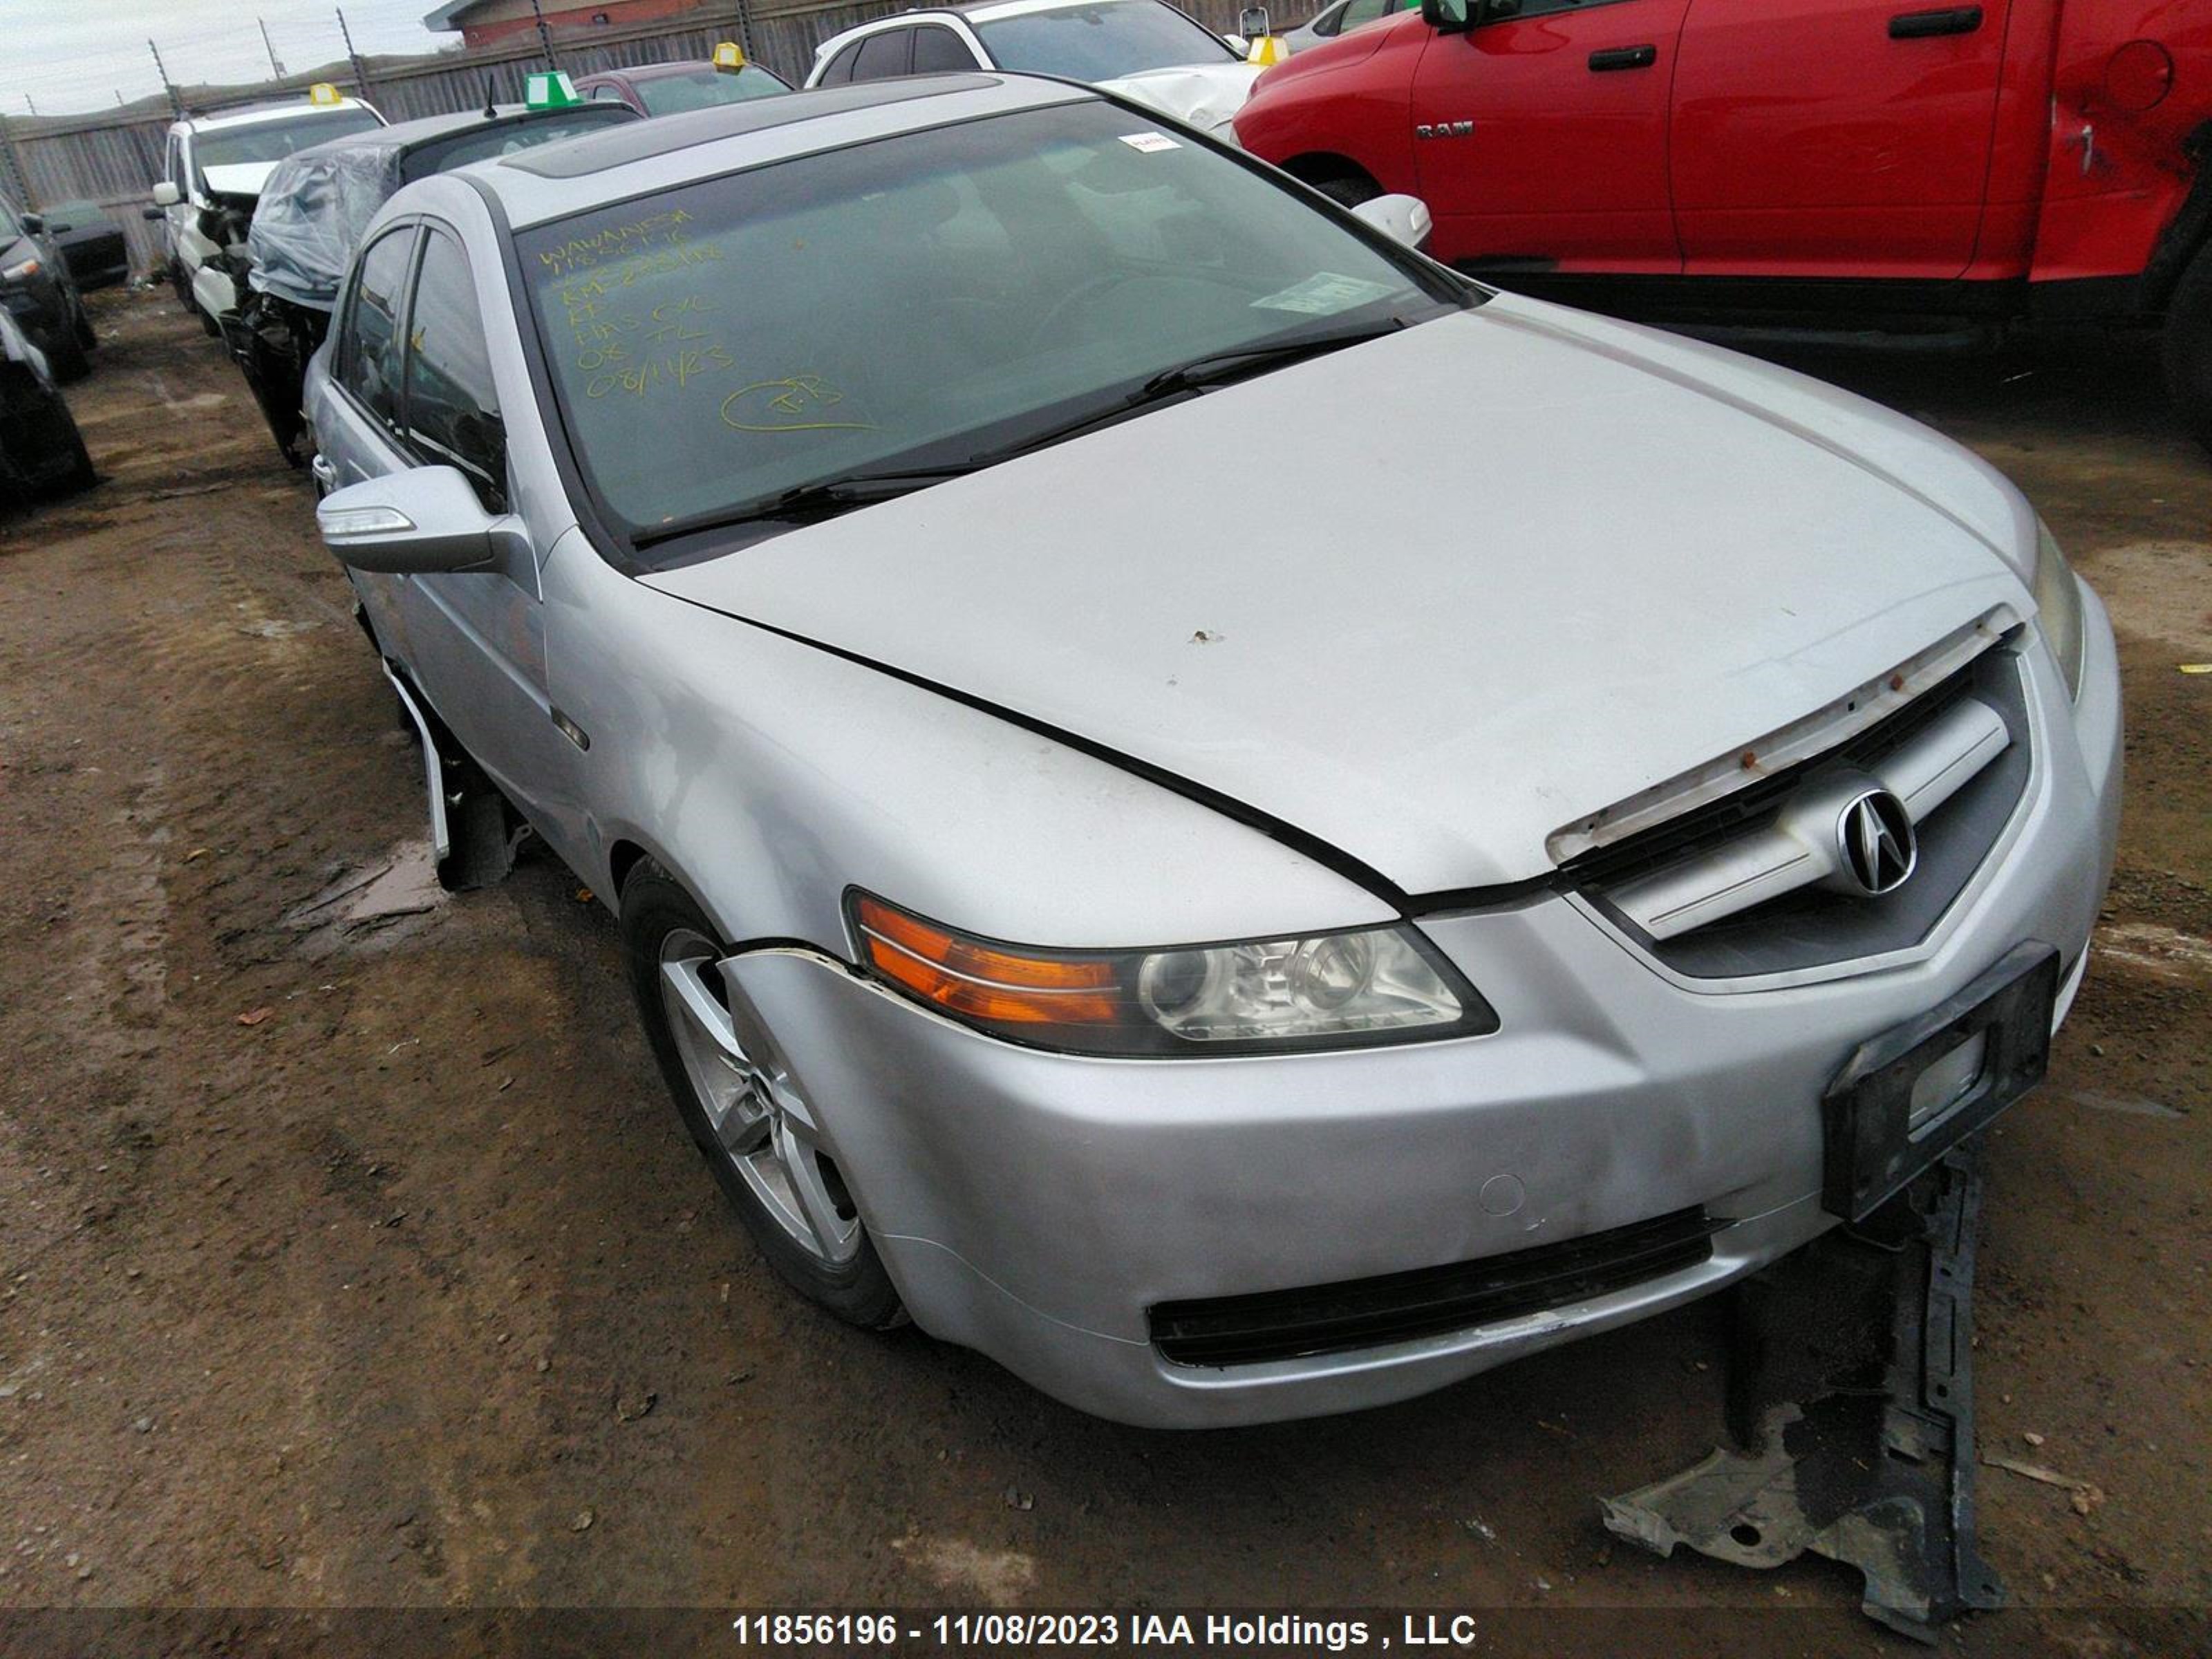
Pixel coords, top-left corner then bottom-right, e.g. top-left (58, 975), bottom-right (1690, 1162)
top-left (1836, 789), bottom-right (1916, 897)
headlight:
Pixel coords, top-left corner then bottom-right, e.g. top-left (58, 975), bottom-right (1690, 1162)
top-left (850, 893), bottom-right (1497, 1056)
top-left (1, 258), bottom-right (40, 283)
top-left (2032, 516), bottom-right (2086, 701)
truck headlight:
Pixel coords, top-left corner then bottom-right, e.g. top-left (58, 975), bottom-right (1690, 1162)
top-left (850, 893), bottom-right (1497, 1056)
top-left (2032, 517), bottom-right (2086, 701)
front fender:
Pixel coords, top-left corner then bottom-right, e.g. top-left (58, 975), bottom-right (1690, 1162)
top-left (541, 543), bottom-right (1395, 955)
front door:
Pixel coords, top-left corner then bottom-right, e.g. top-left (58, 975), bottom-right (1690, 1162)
top-left (1408, 0), bottom-right (1691, 271)
top-left (317, 220), bottom-right (565, 826)
top-left (1670, 0), bottom-right (2016, 279)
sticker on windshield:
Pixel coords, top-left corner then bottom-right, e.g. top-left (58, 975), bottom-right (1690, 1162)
top-left (1251, 272), bottom-right (1400, 316)
top-left (1118, 131), bottom-right (1181, 153)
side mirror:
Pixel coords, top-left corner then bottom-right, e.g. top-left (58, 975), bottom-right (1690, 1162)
top-left (316, 465), bottom-right (521, 574)
top-left (1351, 192), bottom-right (1434, 250)
top-left (1420, 0), bottom-right (1472, 30)
top-left (19, 213), bottom-right (42, 236)
top-left (151, 181), bottom-right (181, 207)
top-left (1239, 6), bottom-right (1273, 37)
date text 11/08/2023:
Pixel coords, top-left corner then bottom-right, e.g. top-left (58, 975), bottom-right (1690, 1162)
top-left (727, 1613), bottom-right (1503, 1649)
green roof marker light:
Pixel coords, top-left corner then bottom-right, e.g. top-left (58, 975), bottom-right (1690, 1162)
top-left (525, 71), bottom-right (583, 110)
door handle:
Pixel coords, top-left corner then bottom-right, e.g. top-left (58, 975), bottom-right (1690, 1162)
top-left (1588, 44), bottom-right (1658, 71)
top-left (1889, 6), bottom-right (1981, 39)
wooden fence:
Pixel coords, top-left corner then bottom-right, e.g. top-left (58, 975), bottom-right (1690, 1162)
top-left (0, 0), bottom-right (1312, 283)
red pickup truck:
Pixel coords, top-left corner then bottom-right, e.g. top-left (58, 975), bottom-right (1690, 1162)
top-left (1233, 0), bottom-right (2212, 444)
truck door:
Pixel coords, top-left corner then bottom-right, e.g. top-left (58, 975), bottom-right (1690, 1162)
top-left (1408, 0), bottom-right (1692, 271)
top-left (1670, 0), bottom-right (2016, 279)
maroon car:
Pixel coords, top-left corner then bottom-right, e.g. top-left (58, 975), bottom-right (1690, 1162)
top-left (572, 56), bottom-right (792, 117)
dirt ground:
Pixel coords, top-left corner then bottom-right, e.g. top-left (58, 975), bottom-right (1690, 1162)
top-left (0, 290), bottom-right (2205, 1658)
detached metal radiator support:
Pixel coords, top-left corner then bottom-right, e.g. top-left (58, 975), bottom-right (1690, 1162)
top-left (1601, 1147), bottom-right (2002, 1642)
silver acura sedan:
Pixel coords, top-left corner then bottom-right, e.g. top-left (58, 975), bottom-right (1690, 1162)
top-left (304, 73), bottom-right (2121, 1427)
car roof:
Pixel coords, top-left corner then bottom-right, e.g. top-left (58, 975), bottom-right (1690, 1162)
top-left (815, 0), bottom-right (1156, 53)
top-left (297, 103), bottom-right (610, 158)
top-left (587, 59), bottom-right (750, 83)
top-left (177, 97), bottom-right (375, 133)
top-left (473, 73), bottom-right (1088, 228)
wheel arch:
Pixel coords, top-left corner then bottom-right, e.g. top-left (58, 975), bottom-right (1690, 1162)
top-left (2142, 119), bottom-right (2212, 315)
top-left (1275, 151), bottom-right (1384, 195)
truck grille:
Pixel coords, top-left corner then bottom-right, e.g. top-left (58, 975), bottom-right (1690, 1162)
top-left (1149, 1207), bottom-right (1722, 1368)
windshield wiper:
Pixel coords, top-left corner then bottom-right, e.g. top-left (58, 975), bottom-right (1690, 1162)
top-left (630, 463), bottom-right (977, 550)
top-left (962, 316), bottom-right (1412, 473)
top-left (1136, 315), bottom-right (1409, 400)
top-left (628, 319), bottom-right (1409, 552)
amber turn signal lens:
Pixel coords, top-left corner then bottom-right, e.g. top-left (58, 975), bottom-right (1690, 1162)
top-left (854, 895), bottom-right (1123, 1027)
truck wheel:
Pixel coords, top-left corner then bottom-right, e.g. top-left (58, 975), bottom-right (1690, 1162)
top-left (2163, 240), bottom-right (2212, 455)
top-left (1313, 174), bottom-right (1381, 209)
top-left (621, 860), bottom-right (905, 1330)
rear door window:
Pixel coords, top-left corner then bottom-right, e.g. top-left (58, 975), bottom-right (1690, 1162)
top-left (337, 225), bottom-right (415, 432)
top-left (852, 29), bottom-right (914, 80)
top-left (912, 26), bottom-right (978, 71)
top-left (818, 42), bottom-right (863, 84)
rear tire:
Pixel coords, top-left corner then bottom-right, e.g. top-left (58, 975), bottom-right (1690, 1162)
top-left (2162, 238), bottom-right (2212, 455)
top-left (620, 861), bottom-right (904, 1329)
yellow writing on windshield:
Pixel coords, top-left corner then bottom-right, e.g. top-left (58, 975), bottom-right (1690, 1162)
top-left (536, 209), bottom-right (695, 276)
top-left (721, 376), bottom-right (875, 433)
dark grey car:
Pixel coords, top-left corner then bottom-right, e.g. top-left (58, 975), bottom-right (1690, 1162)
top-left (0, 197), bottom-right (95, 382)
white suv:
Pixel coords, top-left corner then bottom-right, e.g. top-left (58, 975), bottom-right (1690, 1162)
top-left (151, 93), bottom-right (383, 334)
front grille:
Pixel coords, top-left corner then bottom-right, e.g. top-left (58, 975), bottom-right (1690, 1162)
top-left (1149, 1207), bottom-right (1722, 1368)
top-left (1567, 659), bottom-right (1985, 893)
top-left (1573, 646), bottom-right (2032, 979)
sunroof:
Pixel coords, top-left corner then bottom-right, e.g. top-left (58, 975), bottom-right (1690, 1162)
top-left (500, 76), bottom-right (1003, 180)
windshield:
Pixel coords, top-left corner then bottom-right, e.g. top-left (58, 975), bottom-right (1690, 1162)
top-left (196, 109), bottom-right (383, 178)
top-left (521, 100), bottom-right (1461, 561)
top-left (635, 65), bottom-right (788, 116)
top-left (973, 0), bottom-right (1239, 75)
top-left (400, 106), bottom-right (637, 182)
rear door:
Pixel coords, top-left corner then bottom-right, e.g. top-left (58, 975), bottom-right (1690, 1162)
top-left (1670, 0), bottom-right (2016, 278)
top-left (1408, 0), bottom-right (1692, 270)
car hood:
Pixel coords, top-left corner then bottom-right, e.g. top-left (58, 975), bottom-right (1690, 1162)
top-left (647, 294), bottom-right (2032, 896)
top-left (1095, 60), bottom-right (1262, 130)
top-left (201, 161), bottom-right (279, 200)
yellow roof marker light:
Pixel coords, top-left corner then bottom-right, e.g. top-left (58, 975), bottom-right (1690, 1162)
top-left (308, 82), bottom-right (344, 106)
top-left (712, 41), bottom-right (747, 72)
top-left (1246, 35), bottom-right (1288, 67)
top-left (525, 71), bottom-right (584, 110)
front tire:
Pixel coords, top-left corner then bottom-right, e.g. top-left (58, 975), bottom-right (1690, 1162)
top-left (2162, 238), bottom-right (2212, 455)
top-left (1309, 171), bottom-right (1382, 210)
top-left (45, 333), bottom-right (89, 384)
top-left (620, 861), bottom-right (903, 1327)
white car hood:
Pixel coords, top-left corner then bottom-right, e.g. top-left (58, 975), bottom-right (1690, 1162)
top-left (1095, 60), bottom-right (1262, 131)
top-left (200, 161), bottom-right (279, 200)
top-left (648, 294), bottom-right (2032, 895)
